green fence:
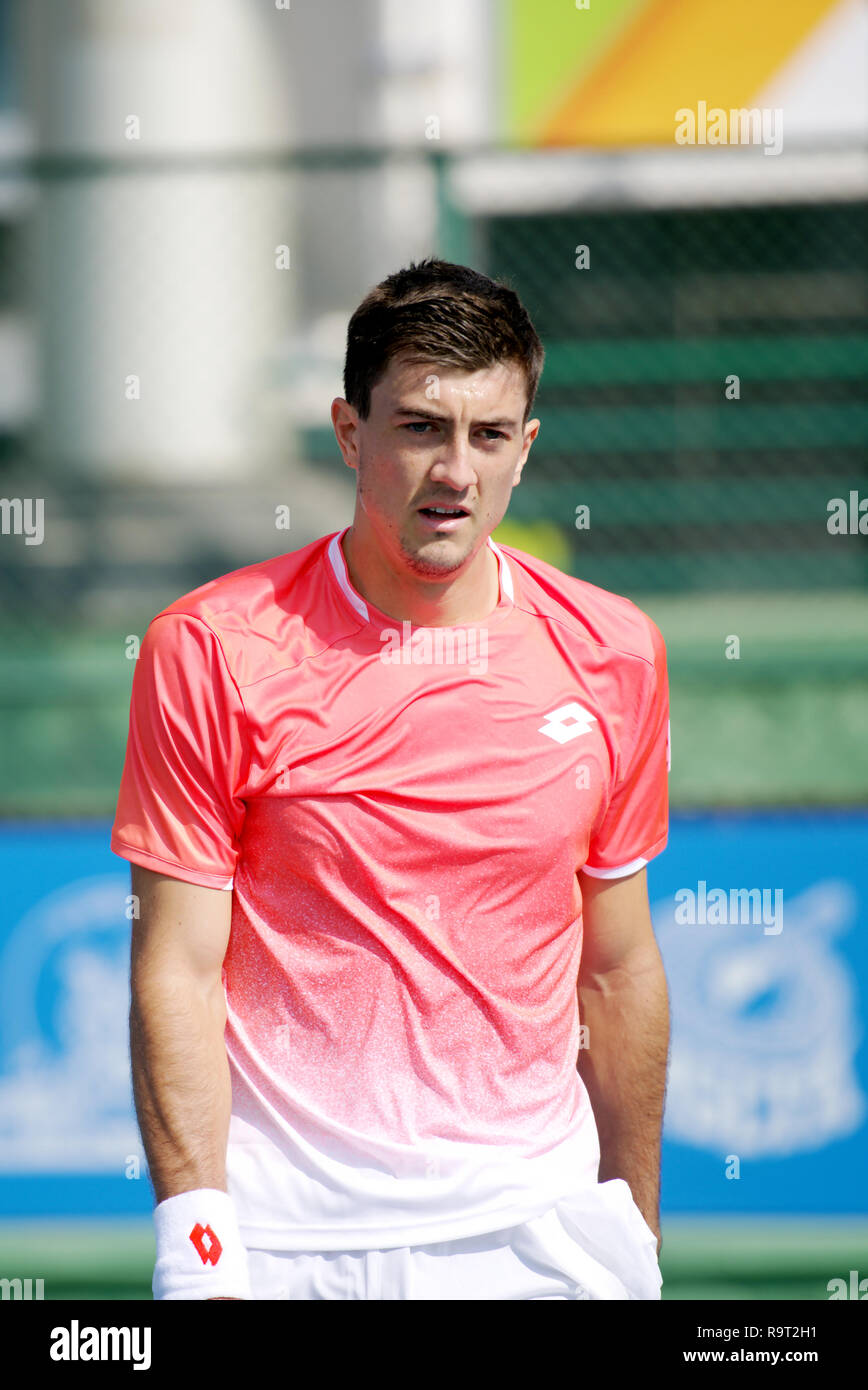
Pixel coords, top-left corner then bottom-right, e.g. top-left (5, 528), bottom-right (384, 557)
top-left (0, 151), bottom-right (866, 814)
top-left (481, 200), bottom-right (868, 594)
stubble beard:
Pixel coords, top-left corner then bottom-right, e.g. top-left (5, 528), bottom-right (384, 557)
top-left (399, 525), bottom-right (474, 578)
top-left (358, 457), bottom-right (475, 579)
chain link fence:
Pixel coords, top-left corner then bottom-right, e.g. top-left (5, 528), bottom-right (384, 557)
top-left (482, 199), bottom-right (868, 594)
top-left (0, 148), bottom-right (866, 813)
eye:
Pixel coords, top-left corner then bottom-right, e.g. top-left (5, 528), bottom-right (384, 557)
top-left (403, 421), bottom-right (434, 434)
top-left (479, 428), bottom-right (506, 440)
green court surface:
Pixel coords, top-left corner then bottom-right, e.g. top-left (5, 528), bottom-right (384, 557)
top-left (0, 1217), bottom-right (865, 1301)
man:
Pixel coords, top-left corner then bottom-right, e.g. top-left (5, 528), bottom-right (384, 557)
top-left (112, 257), bottom-right (670, 1301)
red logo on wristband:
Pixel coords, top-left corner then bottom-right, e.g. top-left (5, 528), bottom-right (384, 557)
top-left (190, 1223), bottom-right (223, 1266)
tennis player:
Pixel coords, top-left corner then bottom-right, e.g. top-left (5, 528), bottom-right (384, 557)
top-left (112, 258), bottom-right (671, 1301)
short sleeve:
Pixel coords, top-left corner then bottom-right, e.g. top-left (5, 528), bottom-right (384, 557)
top-left (582, 617), bottom-right (669, 880)
top-left (111, 612), bottom-right (248, 889)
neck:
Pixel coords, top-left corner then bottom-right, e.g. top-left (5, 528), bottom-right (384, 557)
top-left (340, 524), bottom-right (500, 627)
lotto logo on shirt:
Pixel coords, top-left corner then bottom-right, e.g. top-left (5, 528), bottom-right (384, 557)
top-left (539, 703), bottom-right (597, 744)
top-left (379, 621), bottom-right (488, 674)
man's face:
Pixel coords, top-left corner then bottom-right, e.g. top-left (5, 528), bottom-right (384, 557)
top-left (333, 352), bottom-right (540, 580)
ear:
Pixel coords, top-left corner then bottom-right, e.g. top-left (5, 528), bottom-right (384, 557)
top-left (331, 397), bottom-right (361, 471)
top-left (513, 417), bottom-right (540, 485)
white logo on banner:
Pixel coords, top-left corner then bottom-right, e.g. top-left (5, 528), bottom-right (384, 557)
top-left (652, 879), bottom-right (864, 1157)
top-left (0, 875), bottom-right (139, 1169)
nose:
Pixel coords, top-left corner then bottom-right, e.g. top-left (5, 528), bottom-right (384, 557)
top-left (428, 432), bottom-right (476, 492)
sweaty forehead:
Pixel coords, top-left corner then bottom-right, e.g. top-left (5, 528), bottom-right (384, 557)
top-left (376, 356), bottom-right (527, 413)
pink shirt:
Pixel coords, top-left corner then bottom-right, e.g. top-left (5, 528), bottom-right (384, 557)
top-left (112, 528), bottom-right (669, 1248)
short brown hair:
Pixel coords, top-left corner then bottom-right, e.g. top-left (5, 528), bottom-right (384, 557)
top-left (343, 258), bottom-right (545, 423)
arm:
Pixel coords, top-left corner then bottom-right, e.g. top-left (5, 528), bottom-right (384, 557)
top-left (129, 863), bottom-right (233, 1204)
top-left (576, 866), bottom-right (669, 1254)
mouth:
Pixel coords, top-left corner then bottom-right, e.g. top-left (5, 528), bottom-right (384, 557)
top-left (417, 503), bottom-right (471, 530)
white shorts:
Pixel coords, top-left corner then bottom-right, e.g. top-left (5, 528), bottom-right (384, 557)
top-left (245, 1178), bottom-right (662, 1301)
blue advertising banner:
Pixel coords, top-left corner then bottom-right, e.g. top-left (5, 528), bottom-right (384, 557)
top-left (0, 825), bottom-right (149, 1216)
top-left (0, 814), bottom-right (865, 1218)
top-left (652, 810), bottom-right (867, 1215)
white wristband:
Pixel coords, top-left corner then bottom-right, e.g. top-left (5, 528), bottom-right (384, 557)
top-left (153, 1188), bottom-right (253, 1301)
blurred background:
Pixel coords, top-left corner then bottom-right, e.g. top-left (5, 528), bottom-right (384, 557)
top-left (0, 0), bottom-right (866, 1300)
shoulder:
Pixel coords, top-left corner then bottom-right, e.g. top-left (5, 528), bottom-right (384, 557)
top-left (496, 540), bottom-right (665, 671)
top-left (143, 533), bottom-right (338, 687)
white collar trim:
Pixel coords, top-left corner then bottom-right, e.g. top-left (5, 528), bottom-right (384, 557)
top-left (327, 528), bottom-right (512, 623)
